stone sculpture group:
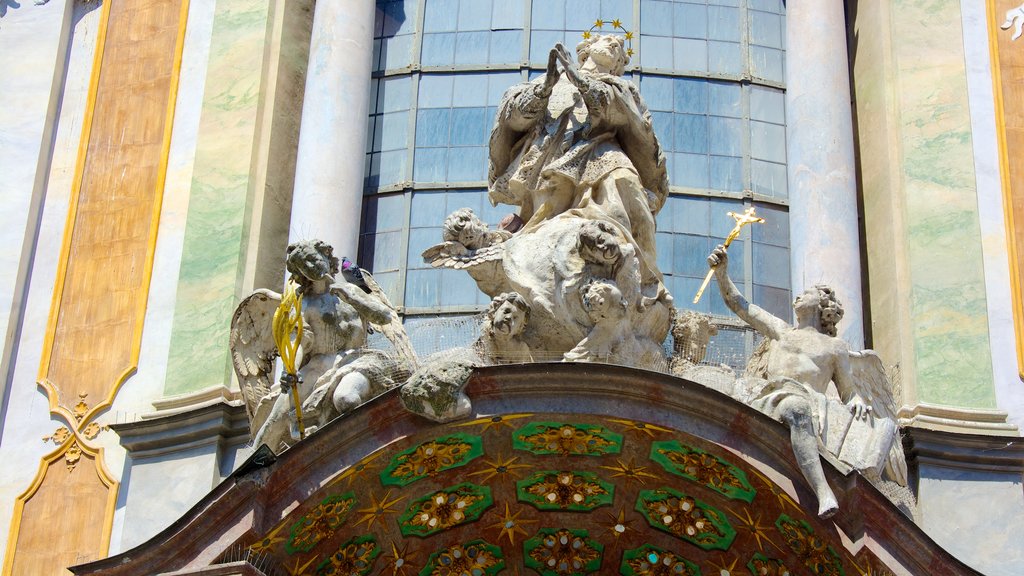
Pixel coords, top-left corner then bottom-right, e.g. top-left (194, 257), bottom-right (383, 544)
top-left (229, 35), bottom-right (909, 518)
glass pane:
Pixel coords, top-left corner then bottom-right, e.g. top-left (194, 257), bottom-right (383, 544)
top-left (656, 231), bottom-right (673, 272)
top-left (707, 6), bottom-right (739, 41)
top-left (708, 198), bottom-right (744, 237)
top-left (651, 111), bottom-right (673, 150)
top-left (381, 34), bottom-right (413, 70)
top-left (447, 146), bottom-right (488, 181)
top-left (566, 0), bottom-right (601, 31)
top-left (674, 234), bottom-right (710, 277)
top-left (378, 149), bottom-right (407, 187)
top-left (750, 10), bottom-right (782, 49)
top-left (753, 242), bottom-right (790, 288)
top-left (441, 270), bottom-right (482, 306)
top-left (641, 0), bottom-right (673, 37)
top-left (410, 191), bottom-right (448, 229)
top-left (673, 38), bottom-right (708, 73)
top-left (416, 108), bottom-right (451, 147)
top-left (751, 159), bottom-right (787, 199)
top-left (457, 0), bottom-right (491, 31)
top-left (531, 0), bottom-right (565, 30)
top-left (424, 0), bottom-right (457, 32)
top-left (709, 156), bottom-right (742, 192)
top-left (453, 73), bottom-right (489, 107)
top-left (750, 46), bottom-right (784, 84)
top-left (674, 113), bottom-right (708, 154)
top-left (640, 35), bottom-right (673, 69)
top-left (753, 284), bottom-right (791, 322)
top-left (674, 3), bottom-right (707, 39)
top-left (490, 30), bottom-right (522, 64)
top-left (675, 195), bottom-right (711, 236)
top-left (674, 152), bottom-right (709, 189)
top-left (414, 147), bottom-right (448, 182)
top-left (381, 0), bottom-right (416, 36)
top-left (380, 111), bottom-right (409, 151)
top-left (708, 81), bottom-right (740, 117)
top-left (407, 227), bottom-right (439, 268)
top-left (370, 230), bottom-right (404, 271)
top-left (641, 75), bottom-right (673, 112)
top-left (492, 0), bottom-right (524, 29)
top-left (752, 202), bottom-right (789, 246)
top-left (674, 78), bottom-right (708, 114)
top-left (531, 31), bottom-right (565, 63)
top-left (488, 72), bottom-right (522, 105)
top-left (454, 31), bottom-right (489, 65)
top-left (419, 74), bottom-right (454, 108)
top-left (380, 76), bottom-right (411, 112)
top-left (450, 107), bottom-right (487, 146)
top-left (708, 41), bottom-right (742, 75)
top-left (708, 116), bottom-right (741, 156)
top-left (750, 120), bottom-right (786, 163)
top-left (422, 32), bottom-right (456, 66)
top-left (405, 269), bottom-right (441, 308)
top-left (750, 85), bottom-right (785, 124)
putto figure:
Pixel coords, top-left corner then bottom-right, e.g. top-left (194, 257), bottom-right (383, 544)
top-left (230, 240), bottom-right (416, 452)
top-left (708, 245), bottom-right (907, 518)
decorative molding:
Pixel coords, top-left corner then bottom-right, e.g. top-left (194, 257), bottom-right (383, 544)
top-left (898, 402), bottom-right (1018, 435)
top-left (1000, 3), bottom-right (1024, 40)
top-left (988, 0), bottom-right (1024, 379)
top-left (111, 397), bottom-right (249, 459)
top-left (904, 426), bottom-right (1024, 473)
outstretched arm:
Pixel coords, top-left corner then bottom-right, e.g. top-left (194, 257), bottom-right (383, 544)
top-left (498, 48), bottom-right (560, 132)
top-left (330, 280), bottom-right (391, 325)
top-left (708, 245), bottom-right (788, 340)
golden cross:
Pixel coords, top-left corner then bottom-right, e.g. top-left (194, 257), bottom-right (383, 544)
top-left (692, 206), bottom-right (765, 304)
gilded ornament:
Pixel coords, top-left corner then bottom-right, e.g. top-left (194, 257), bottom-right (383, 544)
top-left (418, 539), bottom-right (504, 576)
top-left (620, 544), bottom-right (700, 576)
top-left (635, 487), bottom-right (736, 551)
top-left (285, 492), bottom-right (356, 554)
top-left (524, 528), bottom-right (603, 576)
top-left (516, 470), bottom-right (613, 511)
top-left (650, 440), bottom-right (755, 502)
top-left (513, 422), bottom-right (622, 456)
top-left (774, 514), bottom-right (845, 576)
top-left (398, 483), bottom-right (493, 537)
top-left (380, 434), bottom-right (483, 487)
top-left (314, 535), bottom-right (379, 576)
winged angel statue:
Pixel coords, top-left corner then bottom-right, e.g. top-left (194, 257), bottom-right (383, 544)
top-left (709, 245), bottom-right (907, 518)
top-left (230, 240), bottom-right (417, 452)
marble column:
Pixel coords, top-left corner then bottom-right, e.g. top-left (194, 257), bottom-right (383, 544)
top-left (785, 0), bottom-right (864, 348)
top-left (288, 0), bottom-right (376, 260)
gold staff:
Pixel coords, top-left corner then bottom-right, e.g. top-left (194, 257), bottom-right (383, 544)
top-left (692, 206), bottom-right (765, 304)
top-left (272, 278), bottom-right (306, 440)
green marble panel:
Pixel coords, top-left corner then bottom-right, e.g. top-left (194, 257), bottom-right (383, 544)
top-left (165, 0), bottom-right (272, 395)
top-left (892, 0), bottom-right (995, 408)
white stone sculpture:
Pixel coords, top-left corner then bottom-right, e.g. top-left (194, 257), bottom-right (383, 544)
top-left (708, 245), bottom-right (908, 518)
top-left (230, 240), bottom-right (416, 453)
top-left (476, 291), bottom-right (533, 364)
top-left (423, 35), bottom-right (672, 368)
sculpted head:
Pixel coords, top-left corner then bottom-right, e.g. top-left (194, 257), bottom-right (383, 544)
top-left (581, 280), bottom-right (627, 322)
top-left (578, 221), bottom-right (623, 265)
top-left (286, 239), bottom-right (339, 286)
top-left (485, 292), bottom-right (530, 338)
top-left (672, 310), bottom-right (718, 364)
top-left (442, 208), bottom-right (488, 249)
top-left (793, 285), bottom-right (844, 337)
top-left (577, 34), bottom-right (629, 76)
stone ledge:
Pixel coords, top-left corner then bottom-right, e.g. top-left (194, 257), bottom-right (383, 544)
top-left (898, 402), bottom-right (1019, 436)
top-left (904, 426), bottom-right (1024, 473)
top-left (111, 398), bottom-right (249, 459)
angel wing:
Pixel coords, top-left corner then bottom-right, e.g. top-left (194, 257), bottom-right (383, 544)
top-left (849, 349), bottom-right (908, 486)
top-left (342, 268), bottom-right (419, 370)
top-left (229, 289), bottom-right (281, 428)
top-left (421, 241), bottom-right (506, 270)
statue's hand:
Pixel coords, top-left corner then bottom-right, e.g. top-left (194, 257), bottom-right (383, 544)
top-left (554, 43), bottom-right (584, 89)
top-left (540, 47), bottom-right (560, 96)
top-left (707, 245), bottom-right (728, 272)
top-left (847, 394), bottom-right (872, 420)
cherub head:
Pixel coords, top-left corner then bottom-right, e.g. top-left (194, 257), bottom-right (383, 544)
top-left (671, 310), bottom-right (718, 365)
top-left (581, 280), bottom-right (627, 322)
top-left (286, 239), bottom-right (339, 287)
top-left (793, 284), bottom-right (844, 337)
top-left (442, 208), bottom-right (489, 249)
top-left (485, 292), bottom-right (530, 338)
top-left (576, 33), bottom-right (630, 76)
top-left (578, 221), bottom-right (623, 265)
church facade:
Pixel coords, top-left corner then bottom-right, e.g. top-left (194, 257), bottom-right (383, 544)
top-left (0, 0), bottom-right (1021, 574)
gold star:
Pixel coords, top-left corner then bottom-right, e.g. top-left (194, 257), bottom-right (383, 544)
top-left (625, 31), bottom-right (634, 40)
top-left (248, 533), bottom-right (285, 556)
top-left (750, 469), bottom-right (801, 513)
top-left (595, 19), bottom-right (604, 28)
top-left (285, 556), bottom-right (318, 576)
top-left (729, 507), bottom-right (781, 553)
top-left (355, 489), bottom-right (405, 530)
top-left (708, 556), bottom-right (741, 575)
top-left (852, 558), bottom-right (895, 576)
top-left (599, 458), bottom-right (660, 487)
top-left (612, 19), bottom-right (622, 29)
top-left (627, 48), bottom-right (634, 56)
top-left (488, 502), bottom-right (536, 545)
top-left (582, 30), bottom-right (591, 39)
top-left (597, 507), bottom-right (636, 539)
top-left (454, 413), bottom-right (533, 433)
top-left (387, 541), bottom-right (419, 575)
top-left (468, 453), bottom-right (532, 483)
top-left (328, 450), bottom-right (385, 488)
top-left (607, 418), bottom-right (672, 438)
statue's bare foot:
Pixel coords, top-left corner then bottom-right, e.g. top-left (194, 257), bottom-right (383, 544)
top-left (817, 494), bottom-right (839, 519)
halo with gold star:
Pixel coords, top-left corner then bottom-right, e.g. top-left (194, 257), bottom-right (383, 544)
top-left (584, 18), bottom-right (635, 57)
